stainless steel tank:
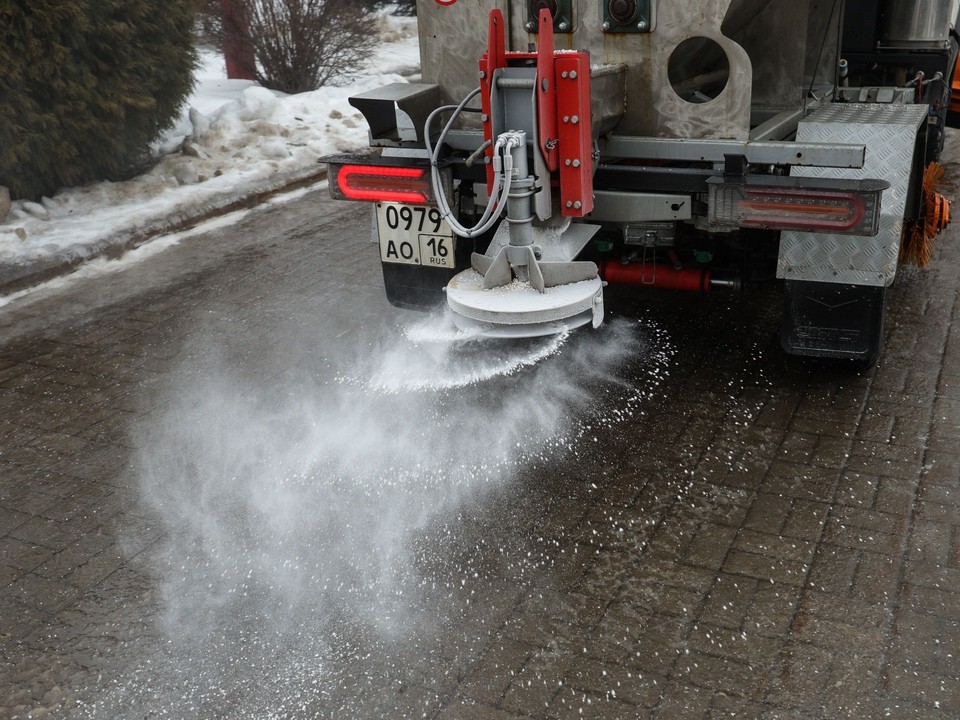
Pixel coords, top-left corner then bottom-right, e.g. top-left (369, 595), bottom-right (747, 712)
top-left (417, 0), bottom-right (838, 141)
top-left (882, 0), bottom-right (954, 46)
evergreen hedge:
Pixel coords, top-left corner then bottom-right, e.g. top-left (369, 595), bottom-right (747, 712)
top-left (0, 0), bottom-right (199, 200)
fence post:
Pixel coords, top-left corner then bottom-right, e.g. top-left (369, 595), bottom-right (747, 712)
top-left (220, 0), bottom-right (256, 80)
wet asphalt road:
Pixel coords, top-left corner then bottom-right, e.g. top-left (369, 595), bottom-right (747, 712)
top-left (1, 145), bottom-right (960, 720)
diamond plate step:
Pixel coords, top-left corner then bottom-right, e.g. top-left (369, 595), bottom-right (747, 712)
top-left (778, 103), bottom-right (928, 286)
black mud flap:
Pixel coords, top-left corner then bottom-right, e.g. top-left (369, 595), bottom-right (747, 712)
top-left (781, 280), bottom-right (886, 366)
top-left (381, 262), bottom-right (459, 311)
top-left (380, 218), bottom-right (483, 311)
top-left (381, 234), bottom-right (476, 311)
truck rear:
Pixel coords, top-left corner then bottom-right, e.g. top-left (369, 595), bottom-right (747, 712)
top-left (323, 0), bottom-right (958, 365)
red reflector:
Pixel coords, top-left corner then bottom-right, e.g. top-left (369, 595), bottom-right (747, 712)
top-left (736, 188), bottom-right (866, 232)
top-left (708, 179), bottom-right (885, 236)
top-left (336, 164), bottom-right (431, 204)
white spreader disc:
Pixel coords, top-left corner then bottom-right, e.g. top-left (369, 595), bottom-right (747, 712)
top-left (445, 269), bottom-right (603, 337)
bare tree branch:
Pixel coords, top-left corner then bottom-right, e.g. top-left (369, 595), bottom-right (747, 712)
top-left (233, 0), bottom-right (378, 94)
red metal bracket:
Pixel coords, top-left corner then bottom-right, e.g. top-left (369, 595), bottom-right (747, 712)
top-left (536, 9), bottom-right (559, 172)
top-left (480, 9), bottom-right (507, 192)
top-left (478, 9), bottom-right (593, 217)
top-left (555, 53), bottom-right (593, 216)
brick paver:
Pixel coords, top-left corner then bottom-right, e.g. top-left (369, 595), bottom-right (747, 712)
top-left (1, 144), bottom-right (959, 718)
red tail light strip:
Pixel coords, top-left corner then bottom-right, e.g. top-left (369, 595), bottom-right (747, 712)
top-left (708, 177), bottom-right (886, 235)
top-left (736, 188), bottom-right (866, 232)
top-left (336, 164), bottom-right (431, 204)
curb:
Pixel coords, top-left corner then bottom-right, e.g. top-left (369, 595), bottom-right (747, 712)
top-left (0, 165), bottom-right (329, 299)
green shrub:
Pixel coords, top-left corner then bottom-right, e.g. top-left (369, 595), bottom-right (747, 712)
top-left (0, 0), bottom-right (200, 200)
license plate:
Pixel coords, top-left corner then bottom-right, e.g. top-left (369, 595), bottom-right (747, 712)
top-left (376, 202), bottom-right (456, 269)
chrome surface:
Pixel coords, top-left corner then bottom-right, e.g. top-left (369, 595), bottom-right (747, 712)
top-left (418, 0), bottom-right (839, 141)
top-left (881, 0), bottom-right (955, 47)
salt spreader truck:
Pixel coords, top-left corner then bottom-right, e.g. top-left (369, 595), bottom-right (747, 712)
top-left (322, 0), bottom-right (958, 365)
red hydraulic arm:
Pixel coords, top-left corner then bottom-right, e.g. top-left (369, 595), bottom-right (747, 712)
top-left (480, 10), bottom-right (507, 193)
top-left (599, 261), bottom-right (714, 293)
top-left (478, 9), bottom-right (593, 217)
top-left (535, 11), bottom-right (559, 172)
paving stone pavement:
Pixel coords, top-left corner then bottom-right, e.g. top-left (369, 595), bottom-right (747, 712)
top-left (0, 148), bottom-right (959, 719)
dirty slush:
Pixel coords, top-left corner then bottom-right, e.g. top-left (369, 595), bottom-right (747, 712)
top-left (77, 312), bottom-right (671, 718)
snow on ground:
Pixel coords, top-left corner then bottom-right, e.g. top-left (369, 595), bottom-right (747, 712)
top-left (0, 10), bottom-right (419, 270)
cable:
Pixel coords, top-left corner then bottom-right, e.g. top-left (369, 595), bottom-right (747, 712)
top-left (464, 140), bottom-right (492, 168)
top-left (427, 89), bottom-right (504, 237)
top-left (424, 87), bottom-right (513, 238)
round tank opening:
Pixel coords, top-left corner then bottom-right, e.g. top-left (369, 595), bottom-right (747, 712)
top-left (609, 0), bottom-right (638, 24)
top-left (530, 0), bottom-right (559, 20)
top-left (668, 37), bottom-right (731, 103)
